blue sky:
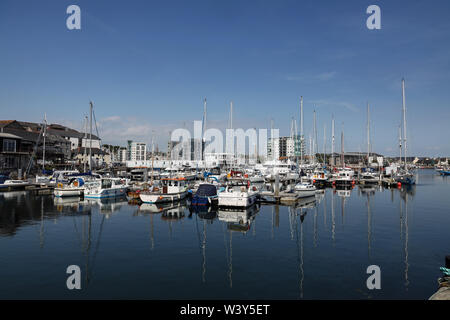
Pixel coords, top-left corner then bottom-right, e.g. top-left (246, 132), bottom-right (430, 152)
top-left (1, 0), bottom-right (449, 156)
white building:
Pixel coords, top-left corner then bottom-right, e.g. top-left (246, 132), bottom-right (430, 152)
top-left (130, 142), bottom-right (147, 161)
top-left (268, 137), bottom-right (294, 160)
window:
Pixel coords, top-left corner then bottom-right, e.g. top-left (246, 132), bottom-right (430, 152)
top-left (3, 139), bottom-right (16, 152)
top-left (3, 156), bottom-right (16, 168)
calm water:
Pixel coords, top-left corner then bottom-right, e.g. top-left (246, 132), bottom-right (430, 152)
top-left (0, 169), bottom-right (449, 300)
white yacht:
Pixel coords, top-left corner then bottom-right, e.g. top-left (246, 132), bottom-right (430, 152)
top-left (139, 177), bottom-right (188, 204)
top-left (0, 179), bottom-right (31, 189)
top-left (218, 180), bottom-right (259, 208)
top-left (83, 178), bottom-right (128, 199)
top-left (36, 170), bottom-right (80, 185)
top-left (54, 177), bottom-right (85, 197)
top-left (294, 181), bottom-right (317, 198)
top-left (359, 170), bottom-right (380, 184)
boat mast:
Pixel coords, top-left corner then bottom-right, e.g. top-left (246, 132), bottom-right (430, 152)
top-left (42, 113), bottom-right (47, 171)
top-left (83, 115), bottom-right (88, 172)
top-left (341, 123), bottom-right (345, 167)
top-left (151, 131), bottom-right (155, 183)
top-left (89, 101), bottom-right (93, 172)
top-left (398, 125), bottom-right (402, 166)
top-left (323, 124), bottom-right (326, 166)
top-left (401, 78), bottom-right (407, 170)
top-left (367, 102), bottom-right (370, 166)
top-left (313, 110), bottom-right (317, 164)
top-left (300, 96), bottom-right (304, 165)
top-left (202, 98), bottom-right (207, 161)
top-left (230, 101), bottom-right (233, 167)
top-left (331, 115), bottom-right (335, 167)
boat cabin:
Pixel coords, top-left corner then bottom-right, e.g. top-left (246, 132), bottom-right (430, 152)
top-left (160, 177), bottom-right (186, 194)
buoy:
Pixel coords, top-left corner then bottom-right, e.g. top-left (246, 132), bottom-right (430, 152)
top-left (397, 182), bottom-right (402, 188)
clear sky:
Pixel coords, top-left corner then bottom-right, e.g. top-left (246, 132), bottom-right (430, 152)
top-left (1, 0), bottom-right (449, 157)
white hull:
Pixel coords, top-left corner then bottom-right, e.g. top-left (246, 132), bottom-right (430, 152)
top-left (296, 190), bottom-right (317, 198)
top-left (218, 193), bottom-right (258, 208)
top-left (139, 191), bottom-right (187, 204)
top-left (54, 188), bottom-right (83, 197)
top-left (84, 187), bottom-right (127, 199)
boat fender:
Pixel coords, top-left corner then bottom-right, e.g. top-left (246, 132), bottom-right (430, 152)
top-left (57, 183), bottom-right (63, 188)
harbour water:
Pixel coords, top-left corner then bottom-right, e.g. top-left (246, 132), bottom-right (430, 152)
top-left (0, 169), bottom-right (449, 299)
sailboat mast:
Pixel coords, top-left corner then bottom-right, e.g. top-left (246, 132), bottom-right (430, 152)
top-left (402, 78), bottom-right (407, 169)
top-left (84, 116), bottom-right (88, 172)
top-left (323, 124), bottom-right (326, 166)
top-left (151, 132), bottom-right (155, 183)
top-left (398, 125), bottom-right (402, 166)
top-left (367, 102), bottom-right (370, 165)
top-left (341, 123), bottom-right (345, 167)
top-left (89, 101), bottom-right (93, 171)
top-left (331, 115), bottom-right (335, 167)
top-left (300, 96), bottom-right (304, 165)
top-left (313, 110), bottom-right (317, 163)
top-left (42, 114), bottom-right (47, 171)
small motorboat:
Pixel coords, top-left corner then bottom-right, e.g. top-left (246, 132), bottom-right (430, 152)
top-left (294, 181), bottom-right (317, 198)
top-left (191, 183), bottom-right (220, 206)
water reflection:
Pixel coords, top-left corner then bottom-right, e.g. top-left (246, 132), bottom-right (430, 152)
top-left (0, 171), bottom-right (447, 299)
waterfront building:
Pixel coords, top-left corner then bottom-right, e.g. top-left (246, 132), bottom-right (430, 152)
top-left (127, 141), bottom-right (147, 161)
top-left (268, 137), bottom-right (294, 160)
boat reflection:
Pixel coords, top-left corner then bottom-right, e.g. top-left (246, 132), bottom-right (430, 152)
top-left (54, 196), bottom-right (91, 215)
top-left (218, 204), bottom-right (260, 233)
top-left (189, 205), bottom-right (218, 221)
top-left (82, 196), bottom-right (128, 217)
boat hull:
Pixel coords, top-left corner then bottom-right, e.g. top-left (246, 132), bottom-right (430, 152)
top-left (54, 188), bottom-right (83, 197)
top-left (218, 193), bottom-right (258, 208)
top-left (296, 189), bottom-right (317, 198)
top-left (139, 191), bottom-right (188, 204)
top-left (84, 187), bottom-right (127, 199)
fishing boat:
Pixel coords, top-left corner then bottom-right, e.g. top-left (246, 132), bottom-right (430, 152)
top-left (394, 170), bottom-right (416, 185)
top-left (309, 167), bottom-right (330, 186)
top-left (83, 177), bottom-right (128, 199)
top-left (139, 177), bottom-right (188, 204)
top-left (332, 168), bottom-right (356, 187)
top-left (218, 179), bottom-right (259, 208)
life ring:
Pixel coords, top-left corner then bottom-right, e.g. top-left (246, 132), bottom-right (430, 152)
top-left (73, 180), bottom-right (79, 187)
